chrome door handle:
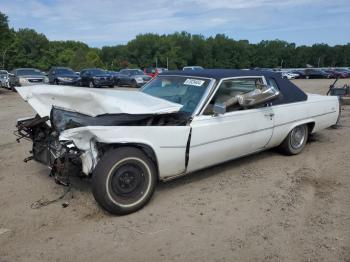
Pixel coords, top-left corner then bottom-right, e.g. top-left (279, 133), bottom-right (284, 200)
top-left (264, 113), bottom-right (274, 119)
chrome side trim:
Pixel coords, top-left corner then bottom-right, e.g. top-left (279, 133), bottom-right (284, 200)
top-left (159, 145), bottom-right (186, 149)
top-left (191, 127), bottom-right (273, 148)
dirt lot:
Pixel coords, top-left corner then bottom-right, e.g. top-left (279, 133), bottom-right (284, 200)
top-left (0, 79), bottom-right (349, 262)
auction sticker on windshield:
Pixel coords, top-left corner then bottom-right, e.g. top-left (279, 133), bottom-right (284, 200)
top-left (184, 79), bottom-right (205, 86)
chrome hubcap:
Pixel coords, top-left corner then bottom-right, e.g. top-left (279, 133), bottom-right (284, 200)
top-left (290, 126), bottom-right (305, 149)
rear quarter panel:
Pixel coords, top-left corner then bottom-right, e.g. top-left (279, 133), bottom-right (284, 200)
top-left (267, 94), bottom-right (339, 148)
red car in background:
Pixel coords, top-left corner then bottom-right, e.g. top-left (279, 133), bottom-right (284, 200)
top-left (325, 69), bottom-right (349, 78)
top-left (144, 67), bottom-right (168, 78)
top-left (333, 68), bottom-right (350, 78)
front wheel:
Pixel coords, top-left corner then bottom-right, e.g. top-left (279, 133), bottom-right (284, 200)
top-left (279, 124), bottom-right (308, 155)
top-left (92, 147), bottom-right (157, 215)
top-left (131, 80), bottom-right (138, 88)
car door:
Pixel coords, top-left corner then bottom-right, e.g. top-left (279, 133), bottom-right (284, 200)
top-left (118, 70), bottom-right (129, 84)
top-left (9, 70), bottom-right (15, 87)
top-left (80, 70), bottom-right (86, 85)
top-left (186, 77), bottom-right (275, 173)
top-left (126, 71), bottom-right (133, 84)
top-left (81, 70), bottom-right (89, 86)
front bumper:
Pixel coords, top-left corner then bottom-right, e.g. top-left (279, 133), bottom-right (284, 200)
top-left (94, 79), bottom-right (114, 87)
top-left (135, 80), bottom-right (151, 86)
top-left (57, 79), bottom-right (80, 85)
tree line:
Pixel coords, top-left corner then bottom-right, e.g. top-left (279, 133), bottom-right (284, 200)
top-left (1, 11), bottom-right (350, 71)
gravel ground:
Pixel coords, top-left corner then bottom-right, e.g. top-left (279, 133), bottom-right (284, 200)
top-left (0, 79), bottom-right (349, 262)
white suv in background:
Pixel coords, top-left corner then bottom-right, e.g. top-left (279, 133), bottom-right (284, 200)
top-left (0, 70), bottom-right (10, 89)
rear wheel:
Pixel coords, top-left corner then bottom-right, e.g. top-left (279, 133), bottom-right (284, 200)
top-left (279, 124), bottom-right (308, 155)
top-left (92, 147), bottom-right (157, 215)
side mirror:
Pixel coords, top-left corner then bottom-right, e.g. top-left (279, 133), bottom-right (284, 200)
top-left (213, 103), bottom-right (226, 115)
top-left (236, 85), bottom-right (280, 107)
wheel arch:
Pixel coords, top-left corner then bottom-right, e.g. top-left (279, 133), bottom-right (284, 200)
top-left (306, 121), bottom-right (315, 134)
top-left (277, 120), bottom-right (315, 147)
top-left (97, 142), bottom-right (160, 180)
top-left (287, 120), bottom-right (315, 134)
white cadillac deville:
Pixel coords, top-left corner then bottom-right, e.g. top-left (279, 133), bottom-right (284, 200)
top-left (16, 69), bottom-right (340, 215)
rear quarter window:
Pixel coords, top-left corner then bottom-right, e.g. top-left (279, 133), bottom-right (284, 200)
top-left (268, 78), bottom-right (280, 90)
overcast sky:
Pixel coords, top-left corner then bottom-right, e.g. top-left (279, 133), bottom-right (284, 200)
top-left (2, 0), bottom-right (350, 47)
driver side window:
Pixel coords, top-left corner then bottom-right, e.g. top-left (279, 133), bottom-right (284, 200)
top-left (204, 77), bottom-right (264, 115)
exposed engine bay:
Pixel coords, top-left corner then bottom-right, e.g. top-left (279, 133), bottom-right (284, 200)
top-left (16, 115), bottom-right (82, 185)
top-left (15, 109), bottom-right (191, 185)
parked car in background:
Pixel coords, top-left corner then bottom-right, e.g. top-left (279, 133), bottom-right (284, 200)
top-left (333, 68), bottom-right (350, 78)
top-left (304, 69), bottom-right (331, 79)
top-left (291, 70), bottom-right (306, 79)
top-left (324, 69), bottom-right (348, 79)
top-left (48, 67), bottom-right (81, 85)
top-left (15, 69), bottom-right (340, 215)
top-left (144, 67), bottom-right (168, 78)
top-left (0, 70), bottom-right (10, 89)
top-left (9, 68), bottom-right (48, 90)
top-left (183, 66), bottom-right (204, 71)
top-left (80, 68), bottom-right (114, 88)
top-left (281, 71), bottom-right (299, 79)
top-left (106, 71), bottom-right (120, 85)
top-left (116, 69), bottom-right (152, 87)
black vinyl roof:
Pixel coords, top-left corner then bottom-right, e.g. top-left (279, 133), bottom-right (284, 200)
top-left (160, 69), bottom-right (280, 80)
top-left (160, 68), bottom-right (307, 105)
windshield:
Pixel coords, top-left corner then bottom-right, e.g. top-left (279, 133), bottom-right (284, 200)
top-left (55, 68), bottom-right (75, 75)
top-left (129, 70), bottom-right (144, 75)
top-left (142, 76), bottom-right (211, 114)
top-left (90, 69), bottom-right (106, 75)
top-left (16, 69), bottom-right (42, 76)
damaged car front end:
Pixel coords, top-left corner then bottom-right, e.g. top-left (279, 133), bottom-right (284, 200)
top-left (14, 78), bottom-right (210, 214)
top-left (16, 114), bottom-right (83, 186)
top-left (15, 84), bottom-right (192, 183)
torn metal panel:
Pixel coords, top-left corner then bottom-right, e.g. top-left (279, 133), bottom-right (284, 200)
top-left (59, 125), bottom-right (191, 176)
top-left (50, 107), bottom-right (191, 132)
top-left (16, 85), bottom-right (183, 117)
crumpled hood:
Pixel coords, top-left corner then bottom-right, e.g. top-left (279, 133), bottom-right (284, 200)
top-left (16, 85), bottom-right (182, 117)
